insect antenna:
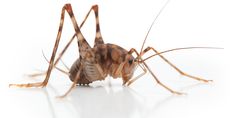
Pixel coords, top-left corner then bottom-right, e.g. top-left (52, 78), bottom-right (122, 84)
top-left (142, 46), bottom-right (223, 62)
top-left (140, 0), bottom-right (170, 55)
top-left (42, 51), bottom-right (69, 76)
top-left (60, 59), bottom-right (70, 71)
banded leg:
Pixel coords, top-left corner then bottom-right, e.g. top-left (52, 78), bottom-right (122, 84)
top-left (127, 48), bottom-right (182, 95)
top-left (52, 5), bottom-right (103, 69)
top-left (9, 4), bottom-right (94, 88)
top-left (90, 5), bottom-right (104, 45)
top-left (9, 4), bottom-right (68, 88)
top-left (142, 46), bottom-right (212, 82)
top-left (29, 5), bottom-right (104, 78)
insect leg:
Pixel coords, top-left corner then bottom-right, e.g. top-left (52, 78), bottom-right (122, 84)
top-left (9, 4), bottom-right (90, 88)
top-left (28, 5), bottom-right (103, 78)
top-left (91, 5), bottom-right (104, 45)
top-left (124, 48), bottom-right (147, 85)
top-left (54, 4), bottom-right (104, 68)
top-left (53, 5), bottom-right (104, 71)
top-left (126, 63), bottom-right (147, 86)
top-left (142, 61), bottom-right (183, 95)
top-left (55, 4), bottom-right (104, 59)
top-left (126, 48), bottom-right (182, 94)
top-left (142, 46), bottom-right (212, 82)
top-left (9, 4), bottom-right (72, 88)
top-left (57, 66), bottom-right (82, 98)
top-left (49, 5), bottom-right (103, 71)
top-left (77, 5), bottom-right (104, 45)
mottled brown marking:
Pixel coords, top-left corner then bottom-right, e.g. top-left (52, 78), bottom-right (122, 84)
top-left (10, 3), bottom-right (215, 97)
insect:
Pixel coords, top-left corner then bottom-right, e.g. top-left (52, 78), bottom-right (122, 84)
top-left (9, 2), bottom-right (220, 97)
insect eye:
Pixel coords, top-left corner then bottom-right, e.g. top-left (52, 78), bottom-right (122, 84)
top-left (128, 59), bottom-right (133, 65)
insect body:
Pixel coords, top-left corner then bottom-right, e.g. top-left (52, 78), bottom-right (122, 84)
top-left (69, 43), bottom-right (136, 86)
top-left (10, 3), bottom-right (216, 97)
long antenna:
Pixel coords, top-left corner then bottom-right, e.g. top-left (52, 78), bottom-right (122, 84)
top-left (142, 47), bottom-right (223, 62)
top-left (159, 47), bottom-right (223, 54)
top-left (140, 0), bottom-right (171, 55)
top-left (42, 51), bottom-right (69, 75)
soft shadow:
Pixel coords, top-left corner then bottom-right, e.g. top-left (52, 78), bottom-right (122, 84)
top-left (42, 84), bottom-right (177, 118)
top-left (42, 81), bottom-right (207, 118)
top-left (64, 86), bottom-right (143, 118)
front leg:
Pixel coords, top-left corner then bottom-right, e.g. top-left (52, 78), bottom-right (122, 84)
top-left (141, 46), bottom-right (212, 82)
top-left (125, 48), bottom-right (183, 95)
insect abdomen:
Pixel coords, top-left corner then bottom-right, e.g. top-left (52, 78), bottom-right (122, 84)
top-left (69, 58), bottom-right (105, 85)
top-left (69, 58), bottom-right (91, 85)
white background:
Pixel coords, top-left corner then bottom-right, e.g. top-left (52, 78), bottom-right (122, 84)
top-left (0, 0), bottom-right (234, 118)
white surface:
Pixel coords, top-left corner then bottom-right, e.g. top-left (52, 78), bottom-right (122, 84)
top-left (0, 0), bottom-right (234, 118)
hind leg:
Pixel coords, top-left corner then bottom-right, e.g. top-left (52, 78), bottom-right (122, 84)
top-left (9, 4), bottom-right (93, 88)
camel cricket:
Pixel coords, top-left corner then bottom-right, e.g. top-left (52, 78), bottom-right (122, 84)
top-left (9, 2), bottom-right (220, 97)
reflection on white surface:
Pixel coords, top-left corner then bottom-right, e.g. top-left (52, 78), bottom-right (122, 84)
top-left (63, 86), bottom-right (142, 118)
top-left (4, 79), bottom-right (229, 118)
top-left (67, 86), bottom-right (141, 118)
top-left (41, 84), bottom-right (175, 118)
top-left (17, 83), bottom-right (184, 118)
